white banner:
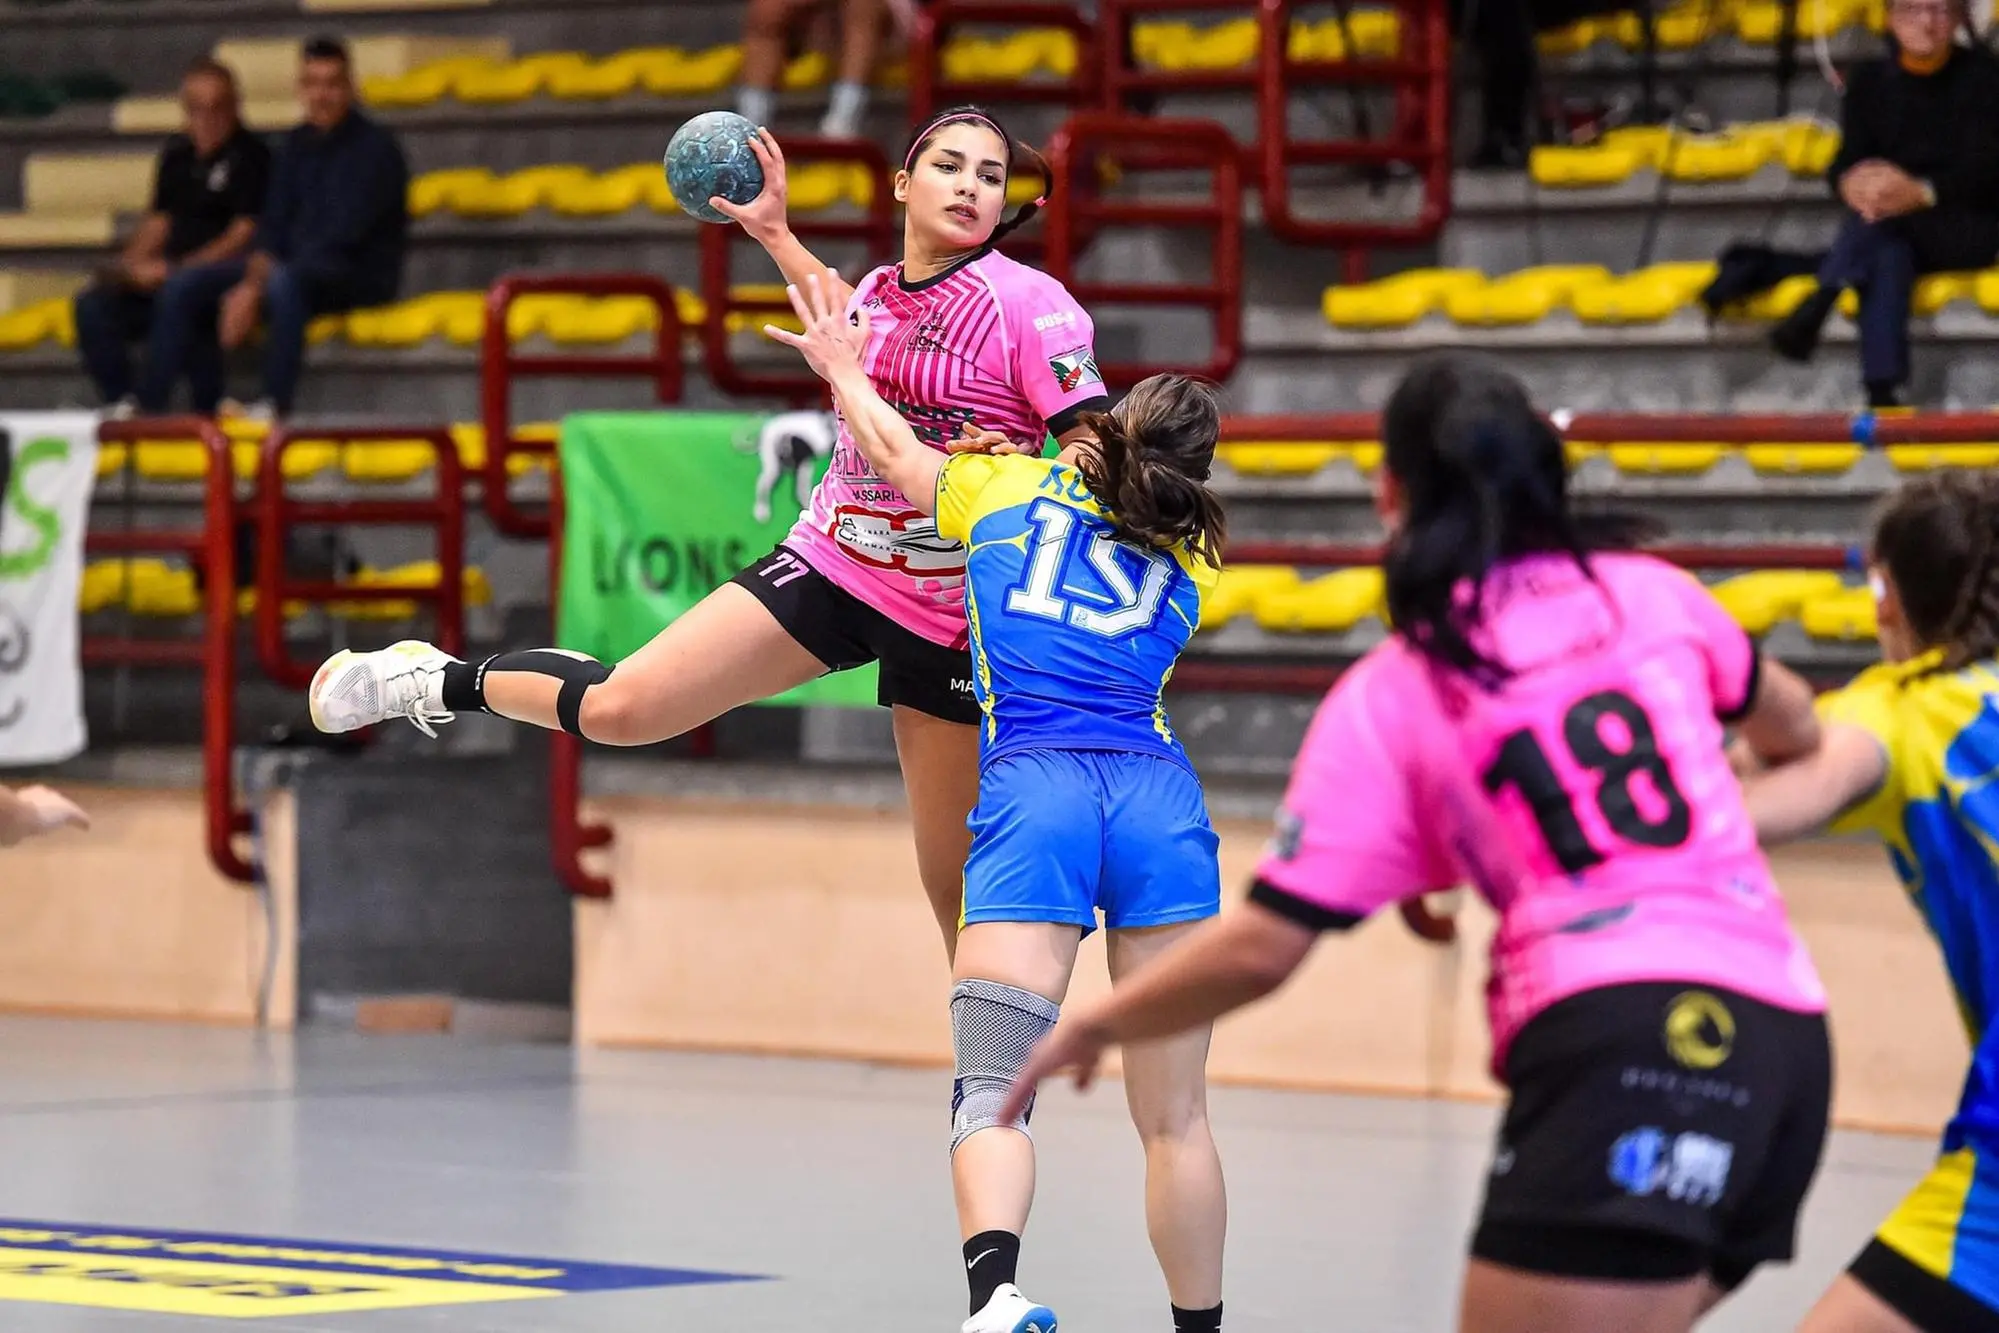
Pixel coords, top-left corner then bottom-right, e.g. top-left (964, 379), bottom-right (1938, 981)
top-left (0, 412), bottom-right (96, 766)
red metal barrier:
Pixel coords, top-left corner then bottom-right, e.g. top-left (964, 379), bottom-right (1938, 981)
top-left (1215, 409), bottom-right (1999, 444)
top-left (89, 417), bottom-right (251, 883)
top-left (480, 273), bottom-right (683, 538)
top-left (545, 461), bottom-right (612, 899)
top-left (1044, 114), bottom-right (1244, 386)
top-left (908, 1), bottom-right (1099, 126)
top-left (698, 137), bottom-right (897, 402)
top-left (255, 426), bottom-right (466, 690)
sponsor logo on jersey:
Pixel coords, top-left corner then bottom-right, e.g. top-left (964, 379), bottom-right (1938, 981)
top-left (1034, 310), bottom-right (1077, 333)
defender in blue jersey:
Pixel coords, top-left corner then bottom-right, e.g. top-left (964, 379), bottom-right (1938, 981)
top-left (771, 272), bottom-right (1228, 1333)
top-left (1735, 471), bottom-right (1999, 1333)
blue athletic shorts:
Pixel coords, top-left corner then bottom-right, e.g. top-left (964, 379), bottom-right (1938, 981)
top-left (960, 749), bottom-right (1222, 933)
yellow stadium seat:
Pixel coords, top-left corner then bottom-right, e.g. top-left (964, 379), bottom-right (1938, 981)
top-left (1738, 0), bottom-right (1864, 42)
top-left (454, 51), bottom-right (593, 103)
top-left (450, 421), bottom-right (559, 472)
top-left (1289, 12), bottom-right (1400, 59)
top-left (1735, 273), bottom-right (1819, 320)
top-left (1665, 133), bottom-right (1773, 182)
top-left (1799, 585), bottom-right (1877, 641)
top-left (1537, 16), bottom-right (1604, 55)
top-left (1655, 0), bottom-right (1727, 47)
top-left (1970, 270), bottom-right (1999, 316)
top-left (1780, 120), bottom-right (1841, 176)
top-left (346, 299), bottom-right (446, 347)
top-left (1886, 444), bottom-right (1999, 472)
top-left (543, 50), bottom-right (649, 100)
top-left (1445, 265), bottom-right (1610, 326)
top-left (1201, 565), bottom-right (1301, 631)
top-left (1913, 272), bottom-right (1977, 317)
top-left (334, 440), bottom-right (436, 483)
top-left (330, 562), bottom-right (493, 620)
top-left (1215, 443), bottom-right (1339, 476)
top-left (1336, 442), bottom-right (1385, 472)
top-left (0, 300), bottom-right (68, 350)
top-left (1324, 268), bottom-right (1484, 329)
top-left (1741, 444), bottom-right (1863, 476)
top-left (1571, 261), bottom-right (1716, 324)
top-left (419, 292), bottom-right (488, 345)
top-left (78, 561), bottom-right (127, 614)
top-left (94, 445), bottom-right (128, 479)
top-left (549, 164), bottom-right (656, 217)
top-left (308, 314), bottom-right (346, 344)
top-left (408, 167), bottom-right (493, 217)
top-left (1605, 443), bottom-right (1727, 475)
top-left (1711, 571), bottom-right (1845, 635)
top-left (1251, 568), bottom-right (1386, 633)
top-left (363, 55), bottom-right (505, 108)
top-left (1530, 143), bottom-right (1648, 188)
top-left (641, 44), bottom-right (744, 96)
top-left (542, 296), bottom-right (659, 345)
top-left (126, 560), bottom-right (200, 618)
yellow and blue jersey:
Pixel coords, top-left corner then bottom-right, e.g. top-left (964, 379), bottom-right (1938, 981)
top-left (933, 451), bottom-right (1218, 770)
top-left (1825, 655), bottom-right (1999, 1307)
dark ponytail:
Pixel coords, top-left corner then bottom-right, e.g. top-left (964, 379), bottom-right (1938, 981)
top-left (1076, 374), bottom-right (1228, 567)
top-left (1381, 351), bottom-right (1657, 689)
top-left (901, 104), bottom-right (1052, 245)
top-left (1872, 470), bottom-right (1999, 677)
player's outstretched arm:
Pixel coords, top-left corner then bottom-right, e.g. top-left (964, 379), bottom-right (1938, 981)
top-left (996, 903), bottom-right (1317, 1117)
top-left (767, 270), bottom-right (945, 513)
top-left (1740, 725), bottom-right (1886, 846)
top-left (707, 130), bottom-right (855, 309)
top-left (0, 784), bottom-right (89, 847)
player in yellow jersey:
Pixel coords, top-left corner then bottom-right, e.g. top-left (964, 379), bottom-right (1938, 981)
top-left (1733, 471), bottom-right (1999, 1333)
top-left (770, 272), bottom-right (1228, 1333)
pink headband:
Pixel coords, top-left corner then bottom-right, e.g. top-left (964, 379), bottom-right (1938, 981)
top-left (903, 112), bottom-right (1010, 173)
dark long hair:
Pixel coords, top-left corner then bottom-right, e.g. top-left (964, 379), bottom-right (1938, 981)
top-left (901, 104), bottom-right (1051, 246)
top-left (1872, 470), bottom-right (1999, 676)
top-left (1075, 374), bottom-right (1228, 567)
top-left (1382, 352), bottom-right (1657, 688)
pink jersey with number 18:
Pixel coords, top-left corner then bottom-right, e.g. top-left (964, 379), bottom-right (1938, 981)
top-left (786, 249), bottom-right (1110, 650)
top-left (1252, 552), bottom-right (1826, 1073)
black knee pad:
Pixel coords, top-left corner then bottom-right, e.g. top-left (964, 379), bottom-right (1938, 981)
top-left (481, 648), bottom-right (611, 737)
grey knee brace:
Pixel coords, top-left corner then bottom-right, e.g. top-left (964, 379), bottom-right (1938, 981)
top-left (950, 978), bottom-right (1060, 1154)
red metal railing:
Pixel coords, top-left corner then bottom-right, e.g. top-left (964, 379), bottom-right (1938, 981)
top-left (1044, 113), bottom-right (1244, 386)
top-left (254, 426), bottom-right (466, 690)
top-left (698, 137), bottom-right (897, 401)
top-left (908, 1), bottom-right (1099, 126)
top-left (90, 418), bottom-right (251, 882)
top-left (480, 273), bottom-right (683, 537)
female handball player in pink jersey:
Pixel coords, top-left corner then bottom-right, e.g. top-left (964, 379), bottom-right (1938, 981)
top-left (1003, 351), bottom-right (1837, 1333)
top-left (303, 106), bottom-right (1111, 957)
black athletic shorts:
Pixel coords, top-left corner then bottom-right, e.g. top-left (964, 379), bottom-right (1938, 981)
top-left (1471, 981), bottom-right (1832, 1290)
top-left (731, 542), bottom-right (981, 725)
top-left (1850, 1237), bottom-right (1999, 1332)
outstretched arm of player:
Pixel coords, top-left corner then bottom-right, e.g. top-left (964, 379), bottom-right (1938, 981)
top-left (707, 131), bottom-right (855, 309)
top-left (1730, 655), bottom-right (1822, 771)
top-left (1739, 724), bottom-right (1887, 845)
top-left (0, 784), bottom-right (89, 847)
top-left (767, 270), bottom-right (945, 513)
top-left (996, 903), bottom-right (1317, 1117)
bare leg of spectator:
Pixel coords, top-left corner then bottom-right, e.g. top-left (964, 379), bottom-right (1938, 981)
top-left (134, 260), bottom-right (244, 414)
top-left (73, 284), bottom-right (148, 411)
top-left (822, 0), bottom-right (885, 138)
top-left (739, 0), bottom-right (817, 127)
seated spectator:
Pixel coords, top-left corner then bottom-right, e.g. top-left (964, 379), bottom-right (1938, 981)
top-left (72, 59), bottom-right (269, 418)
top-left (1769, 0), bottom-right (1999, 406)
top-left (735, 0), bottom-right (891, 139)
top-left (142, 36), bottom-right (408, 424)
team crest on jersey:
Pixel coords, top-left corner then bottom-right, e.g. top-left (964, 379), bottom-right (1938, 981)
top-left (1049, 346), bottom-right (1101, 394)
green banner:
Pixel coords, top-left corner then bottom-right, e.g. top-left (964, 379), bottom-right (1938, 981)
top-left (556, 411), bottom-right (879, 707)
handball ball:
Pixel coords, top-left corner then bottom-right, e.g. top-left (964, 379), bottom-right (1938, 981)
top-left (665, 110), bottom-right (766, 224)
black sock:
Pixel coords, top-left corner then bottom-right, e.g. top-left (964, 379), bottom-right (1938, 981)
top-left (439, 657), bottom-right (490, 713)
top-left (963, 1230), bottom-right (1020, 1315)
top-left (1172, 1302), bottom-right (1223, 1332)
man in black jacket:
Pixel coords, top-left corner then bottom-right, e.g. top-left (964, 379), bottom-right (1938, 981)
top-left (141, 35), bottom-right (408, 422)
top-left (1769, 0), bottom-right (1999, 406)
top-left (73, 59), bottom-right (269, 416)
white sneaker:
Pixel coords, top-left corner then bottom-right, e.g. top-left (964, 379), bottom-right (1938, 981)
top-left (962, 1285), bottom-right (1056, 1333)
top-left (309, 640), bottom-right (455, 738)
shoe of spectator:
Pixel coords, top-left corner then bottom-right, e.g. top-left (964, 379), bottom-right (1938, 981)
top-left (105, 397), bottom-right (137, 422)
top-left (1866, 381), bottom-right (1907, 409)
top-left (221, 398), bottom-right (277, 424)
top-left (1769, 287), bottom-right (1838, 363)
top-left (1470, 131), bottom-right (1528, 172)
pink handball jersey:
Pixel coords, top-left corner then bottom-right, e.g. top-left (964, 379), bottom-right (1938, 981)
top-left (787, 250), bottom-right (1110, 649)
top-left (1254, 553), bottom-right (1826, 1072)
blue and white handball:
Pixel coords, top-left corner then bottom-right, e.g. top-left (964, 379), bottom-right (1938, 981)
top-left (664, 110), bottom-right (766, 224)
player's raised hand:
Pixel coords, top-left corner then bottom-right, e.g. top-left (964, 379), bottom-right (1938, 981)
top-left (948, 422), bottom-right (1038, 456)
top-left (767, 270), bottom-right (868, 383)
top-left (998, 1012), bottom-right (1113, 1124)
top-left (709, 127), bottom-right (790, 239)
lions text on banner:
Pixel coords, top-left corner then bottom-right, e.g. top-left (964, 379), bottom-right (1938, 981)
top-left (0, 413), bottom-right (96, 766)
top-left (556, 410), bottom-right (879, 707)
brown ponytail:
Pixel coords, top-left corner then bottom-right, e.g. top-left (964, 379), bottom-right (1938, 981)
top-left (1075, 375), bottom-right (1228, 568)
top-left (1872, 470), bottom-right (1999, 676)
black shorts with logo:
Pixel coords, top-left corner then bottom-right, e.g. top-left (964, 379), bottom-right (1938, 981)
top-left (1472, 981), bottom-right (1832, 1290)
top-left (731, 542), bottom-right (981, 725)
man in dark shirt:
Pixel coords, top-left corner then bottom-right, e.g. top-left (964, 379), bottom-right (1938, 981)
top-left (1769, 0), bottom-right (1999, 405)
top-left (71, 59), bottom-right (269, 417)
top-left (144, 35), bottom-right (408, 422)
